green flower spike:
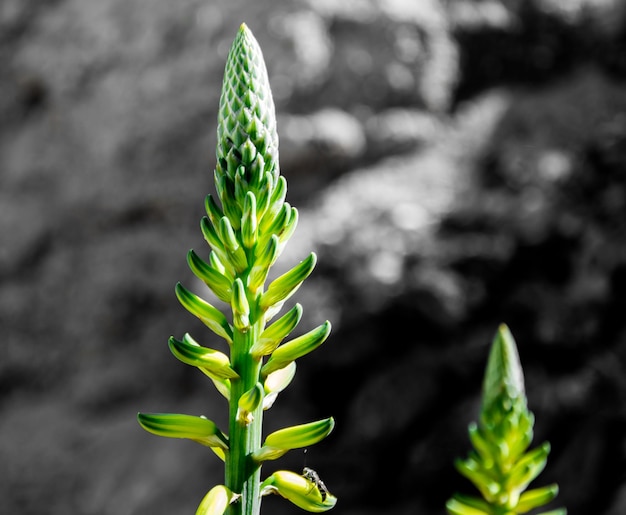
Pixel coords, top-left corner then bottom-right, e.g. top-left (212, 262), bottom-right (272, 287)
top-left (447, 324), bottom-right (566, 515)
top-left (137, 23), bottom-right (335, 515)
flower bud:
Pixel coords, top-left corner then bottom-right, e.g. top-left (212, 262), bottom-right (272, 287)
top-left (252, 303), bottom-right (302, 357)
top-left (241, 191), bottom-right (258, 249)
top-left (262, 321), bottom-right (331, 377)
top-left (253, 417), bottom-right (334, 462)
top-left (255, 171), bottom-right (273, 221)
top-left (259, 201), bottom-right (290, 242)
top-left (506, 442), bottom-right (550, 492)
top-left (237, 382), bottom-right (264, 425)
top-left (231, 278), bottom-right (250, 332)
top-left (446, 494), bottom-right (491, 515)
top-left (195, 485), bottom-right (240, 515)
top-left (168, 334), bottom-right (238, 379)
top-left (262, 175), bottom-right (286, 225)
top-left (261, 470), bottom-right (337, 512)
top-left (260, 253), bottom-right (316, 312)
top-left (204, 194), bottom-right (224, 230)
top-left (516, 484), bottom-right (559, 513)
top-left (215, 174), bottom-right (242, 229)
top-left (175, 283), bottom-right (233, 344)
top-left (277, 206), bottom-right (299, 249)
top-left (137, 413), bottom-right (228, 452)
top-left (248, 235), bottom-right (279, 292)
top-left (187, 250), bottom-right (232, 304)
top-left (482, 324), bottom-right (525, 417)
top-left (200, 217), bottom-right (234, 277)
top-left (263, 362), bottom-right (297, 409)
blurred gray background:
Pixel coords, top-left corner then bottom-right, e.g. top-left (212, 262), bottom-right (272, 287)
top-left (2, 0), bottom-right (626, 513)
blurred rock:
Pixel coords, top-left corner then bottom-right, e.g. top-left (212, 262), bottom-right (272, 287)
top-left (2, 1), bottom-right (626, 515)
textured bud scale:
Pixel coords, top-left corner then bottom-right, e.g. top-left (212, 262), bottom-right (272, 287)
top-left (216, 24), bottom-right (279, 226)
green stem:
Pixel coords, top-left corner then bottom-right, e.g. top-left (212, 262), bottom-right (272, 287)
top-left (226, 317), bottom-right (264, 515)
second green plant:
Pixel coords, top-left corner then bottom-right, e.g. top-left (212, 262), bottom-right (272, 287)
top-left (447, 325), bottom-right (566, 515)
top-left (138, 23), bottom-right (336, 515)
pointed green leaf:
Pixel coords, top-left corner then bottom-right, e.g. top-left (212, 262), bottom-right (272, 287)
top-left (175, 283), bottom-right (233, 344)
top-left (252, 303), bottom-right (303, 357)
top-left (187, 249), bottom-right (233, 303)
top-left (137, 412), bottom-right (228, 450)
top-left (262, 321), bottom-right (331, 377)
top-left (168, 334), bottom-right (238, 379)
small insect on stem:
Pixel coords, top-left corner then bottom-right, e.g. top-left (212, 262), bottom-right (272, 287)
top-left (302, 467), bottom-right (329, 501)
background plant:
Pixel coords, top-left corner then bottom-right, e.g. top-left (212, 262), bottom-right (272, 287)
top-left (137, 23), bottom-right (336, 515)
top-left (447, 325), bottom-right (566, 515)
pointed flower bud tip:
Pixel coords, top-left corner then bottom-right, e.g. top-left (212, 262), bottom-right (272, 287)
top-left (482, 323), bottom-right (525, 413)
